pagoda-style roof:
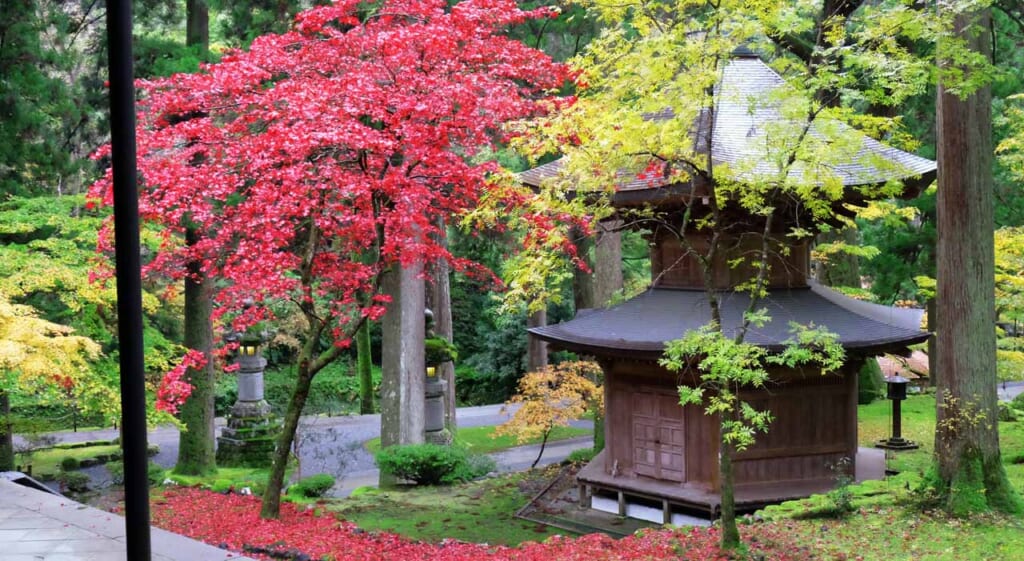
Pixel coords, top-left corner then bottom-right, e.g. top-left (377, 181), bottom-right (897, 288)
top-left (529, 281), bottom-right (928, 359)
top-left (519, 53), bottom-right (936, 201)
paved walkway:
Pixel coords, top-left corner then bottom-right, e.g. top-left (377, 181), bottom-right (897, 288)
top-left (0, 477), bottom-right (255, 561)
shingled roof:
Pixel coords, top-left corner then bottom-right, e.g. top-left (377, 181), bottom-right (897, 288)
top-left (519, 53), bottom-right (936, 194)
top-left (528, 281), bottom-right (928, 359)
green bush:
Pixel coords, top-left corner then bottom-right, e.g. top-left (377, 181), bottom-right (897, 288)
top-left (289, 473), bottom-right (336, 498)
top-left (211, 479), bottom-right (234, 493)
top-left (454, 365), bottom-right (519, 406)
top-left (60, 457), bottom-right (81, 472)
top-left (1012, 392), bottom-right (1024, 411)
top-left (58, 471), bottom-right (90, 493)
top-left (106, 460), bottom-right (164, 486)
top-left (858, 358), bottom-right (885, 405)
top-left (566, 447), bottom-right (598, 465)
top-left (998, 401), bottom-right (1020, 422)
top-left (375, 444), bottom-right (492, 485)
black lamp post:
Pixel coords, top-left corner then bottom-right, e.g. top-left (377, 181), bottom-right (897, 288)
top-left (876, 375), bottom-right (919, 450)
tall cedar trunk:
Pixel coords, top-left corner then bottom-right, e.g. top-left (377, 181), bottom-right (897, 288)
top-left (572, 226), bottom-right (595, 310)
top-left (356, 322), bottom-right (374, 414)
top-left (928, 297), bottom-right (938, 387)
top-left (934, 6), bottom-right (1019, 514)
top-left (0, 391), bottom-right (12, 471)
top-left (592, 220), bottom-right (621, 452)
top-left (186, 0), bottom-right (209, 53)
top-left (261, 360), bottom-right (314, 518)
top-left (526, 309), bottom-right (548, 372)
top-left (593, 219), bottom-right (624, 306)
top-left (173, 233), bottom-right (217, 476)
top-left (429, 219), bottom-right (457, 429)
top-left (379, 264), bottom-right (426, 486)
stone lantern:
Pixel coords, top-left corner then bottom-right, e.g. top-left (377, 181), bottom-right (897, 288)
top-left (217, 330), bottom-right (279, 467)
top-left (423, 309), bottom-right (454, 445)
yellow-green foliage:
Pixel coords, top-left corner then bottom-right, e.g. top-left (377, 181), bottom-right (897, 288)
top-left (0, 291), bottom-right (110, 412)
top-left (494, 361), bottom-right (602, 445)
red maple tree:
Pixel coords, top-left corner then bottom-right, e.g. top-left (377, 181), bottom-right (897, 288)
top-left (90, 0), bottom-right (578, 517)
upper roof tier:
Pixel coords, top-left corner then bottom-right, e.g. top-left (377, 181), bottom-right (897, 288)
top-left (528, 281), bottom-right (928, 359)
top-left (519, 53), bottom-right (936, 201)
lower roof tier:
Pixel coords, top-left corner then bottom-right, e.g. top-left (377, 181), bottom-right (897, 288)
top-left (529, 281), bottom-right (928, 359)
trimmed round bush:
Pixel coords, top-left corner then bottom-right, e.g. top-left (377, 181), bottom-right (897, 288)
top-left (58, 471), bottom-right (90, 493)
top-left (60, 456), bottom-right (81, 472)
top-left (289, 473), bottom-right (336, 498)
top-left (375, 443), bottom-right (492, 485)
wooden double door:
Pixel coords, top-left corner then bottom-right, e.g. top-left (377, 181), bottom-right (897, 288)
top-left (631, 388), bottom-right (686, 482)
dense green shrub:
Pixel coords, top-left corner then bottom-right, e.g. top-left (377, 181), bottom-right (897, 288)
top-left (106, 460), bottom-right (164, 486)
top-left (58, 471), bottom-right (90, 493)
top-left (375, 444), bottom-right (493, 485)
top-left (60, 457), bottom-right (81, 471)
top-left (858, 358), bottom-right (885, 405)
top-left (566, 447), bottom-right (598, 465)
top-left (454, 365), bottom-right (520, 406)
top-left (998, 401), bottom-right (1020, 422)
top-left (288, 473), bottom-right (336, 498)
top-left (1012, 392), bottom-right (1024, 411)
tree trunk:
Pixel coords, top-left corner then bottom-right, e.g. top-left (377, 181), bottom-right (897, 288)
top-left (934, 5), bottom-right (1020, 514)
top-left (429, 221), bottom-right (457, 430)
top-left (572, 226), bottom-right (595, 311)
top-left (356, 322), bottom-right (374, 415)
top-left (531, 429), bottom-right (550, 469)
top-left (718, 428), bottom-right (740, 548)
top-left (173, 245), bottom-right (217, 476)
top-left (593, 219), bottom-right (624, 306)
top-left (186, 0), bottom-right (209, 53)
top-left (379, 264), bottom-right (426, 486)
top-left (526, 309), bottom-right (548, 372)
top-left (0, 391), bottom-right (13, 471)
top-left (261, 362), bottom-right (313, 518)
top-left (927, 297), bottom-right (938, 387)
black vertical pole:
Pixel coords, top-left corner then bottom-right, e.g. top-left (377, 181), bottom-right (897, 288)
top-left (105, 1), bottom-right (152, 559)
top-left (892, 399), bottom-right (903, 442)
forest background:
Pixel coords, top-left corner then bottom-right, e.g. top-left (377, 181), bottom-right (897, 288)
top-left (4, 0), bottom-right (1024, 437)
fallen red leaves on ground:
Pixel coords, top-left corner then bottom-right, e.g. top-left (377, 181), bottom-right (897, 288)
top-left (151, 487), bottom-right (815, 560)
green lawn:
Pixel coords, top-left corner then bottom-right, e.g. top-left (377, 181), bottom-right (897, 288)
top-left (338, 394), bottom-right (1024, 557)
top-left (757, 393), bottom-right (1024, 560)
top-left (363, 424), bottom-right (591, 455)
top-left (22, 444), bottom-right (122, 479)
top-left (327, 468), bottom-right (565, 545)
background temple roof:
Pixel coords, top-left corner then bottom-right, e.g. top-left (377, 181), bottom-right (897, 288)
top-left (519, 55), bottom-right (936, 194)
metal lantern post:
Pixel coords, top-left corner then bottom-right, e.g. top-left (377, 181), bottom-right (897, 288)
top-left (876, 375), bottom-right (919, 450)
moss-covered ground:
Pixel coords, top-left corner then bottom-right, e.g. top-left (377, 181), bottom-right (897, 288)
top-left (326, 467), bottom-right (566, 545)
top-left (363, 424), bottom-right (591, 454)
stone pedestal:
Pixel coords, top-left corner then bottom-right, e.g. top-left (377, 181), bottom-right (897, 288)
top-left (217, 354), bottom-right (279, 467)
top-left (424, 377), bottom-right (451, 445)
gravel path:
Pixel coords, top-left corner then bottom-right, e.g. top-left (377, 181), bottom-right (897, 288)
top-left (18, 403), bottom-right (595, 496)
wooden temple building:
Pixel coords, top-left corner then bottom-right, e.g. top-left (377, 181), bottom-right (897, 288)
top-left (522, 52), bottom-right (936, 522)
